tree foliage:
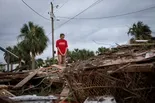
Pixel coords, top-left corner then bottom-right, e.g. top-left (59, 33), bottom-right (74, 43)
top-left (18, 21), bottom-right (49, 69)
top-left (96, 47), bottom-right (110, 55)
top-left (3, 22), bottom-right (49, 70)
top-left (128, 21), bottom-right (152, 43)
top-left (67, 49), bottom-right (95, 62)
top-left (36, 58), bottom-right (44, 68)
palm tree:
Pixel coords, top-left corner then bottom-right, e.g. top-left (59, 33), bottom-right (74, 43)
top-left (4, 45), bottom-right (25, 71)
top-left (96, 47), bottom-right (110, 55)
top-left (9, 46), bottom-right (20, 70)
top-left (128, 21), bottom-right (152, 41)
top-left (17, 41), bottom-right (31, 65)
top-left (18, 22), bottom-right (49, 69)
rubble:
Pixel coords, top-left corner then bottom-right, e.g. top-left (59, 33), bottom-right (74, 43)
top-left (0, 65), bottom-right (64, 97)
top-left (0, 89), bottom-right (15, 97)
top-left (63, 44), bottom-right (155, 103)
top-left (1, 44), bottom-right (155, 103)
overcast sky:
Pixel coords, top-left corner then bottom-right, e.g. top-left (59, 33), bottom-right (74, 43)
top-left (0, 0), bottom-right (155, 63)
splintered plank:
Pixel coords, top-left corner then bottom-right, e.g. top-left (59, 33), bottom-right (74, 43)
top-left (0, 89), bottom-right (15, 97)
top-left (51, 64), bottom-right (66, 73)
top-left (51, 64), bottom-right (66, 70)
top-left (14, 69), bottom-right (39, 89)
top-left (60, 87), bottom-right (69, 97)
top-left (107, 63), bottom-right (154, 73)
top-left (0, 72), bottom-right (28, 76)
top-left (0, 85), bottom-right (8, 89)
top-left (121, 63), bottom-right (154, 72)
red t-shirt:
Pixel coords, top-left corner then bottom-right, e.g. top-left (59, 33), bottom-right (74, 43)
top-left (56, 39), bottom-right (68, 55)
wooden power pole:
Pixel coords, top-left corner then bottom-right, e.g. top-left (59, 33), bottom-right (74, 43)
top-left (50, 2), bottom-right (55, 59)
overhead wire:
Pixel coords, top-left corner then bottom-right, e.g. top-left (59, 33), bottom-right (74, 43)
top-left (92, 40), bottom-right (116, 47)
top-left (20, 0), bottom-right (155, 22)
top-left (21, 0), bottom-right (50, 21)
top-left (47, 32), bottom-right (52, 36)
top-left (41, 0), bottom-right (51, 16)
top-left (54, 0), bottom-right (70, 13)
top-left (75, 5), bottom-right (155, 39)
top-left (56, 5), bottom-right (155, 20)
top-left (44, 0), bottom-right (70, 36)
top-left (21, 0), bottom-right (155, 37)
top-left (77, 25), bottom-right (130, 45)
top-left (55, 0), bottom-right (104, 30)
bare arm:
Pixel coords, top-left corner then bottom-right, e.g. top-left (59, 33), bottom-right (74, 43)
top-left (57, 47), bottom-right (63, 55)
top-left (64, 40), bottom-right (68, 56)
top-left (64, 48), bottom-right (68, 56)
top-left (56, 40), bottom-right (63, 55)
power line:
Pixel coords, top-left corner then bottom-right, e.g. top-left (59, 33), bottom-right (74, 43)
top-left (92, 40), bottom-right (117, 48)
top-left (79, 25), bottom-right (130, 41)
top-left (55, 0), bottom-right (104, 30)
top-left (41, 0), bottom-right (51, 15)
top-left (21, 0), bottom-right (50, 21)
top-left (54, 0), bottom-right (70, 13)
top-left (56, 5), bottom-right (155, 20)
top-left (47, 32), bottom-right (51, 36)
top-left (82, 27), bottom-right (104, 38)
top-left (92, 40), bottom-right (115, 46)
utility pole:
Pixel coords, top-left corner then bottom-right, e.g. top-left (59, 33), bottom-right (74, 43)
top-left (50, 2), bottom-right (55, 59)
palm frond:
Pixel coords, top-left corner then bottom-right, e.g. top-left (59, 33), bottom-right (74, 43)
top-left (28, 21), bottom-right (34, 31)
top-left (128, 21), bottom-right (152, 40)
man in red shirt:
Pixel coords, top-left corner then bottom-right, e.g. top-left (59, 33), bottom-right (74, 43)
top-left (56, 33), bottom-right (68, 66)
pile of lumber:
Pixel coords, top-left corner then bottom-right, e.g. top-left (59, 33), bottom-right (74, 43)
top-left (0, 65), bottom-right (64, 96)
top-left (63, 44), bottom-right (155, 103)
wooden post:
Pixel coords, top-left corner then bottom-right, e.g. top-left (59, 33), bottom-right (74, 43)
top-left (50, 2), bottom-right (55, 59)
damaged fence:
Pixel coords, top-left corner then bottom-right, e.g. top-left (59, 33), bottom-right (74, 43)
top-left (63, 44), bottom-right (155, 103)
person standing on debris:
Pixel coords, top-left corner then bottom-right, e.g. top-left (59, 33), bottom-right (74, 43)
top-left (56, 33), bottom-right (68, 66)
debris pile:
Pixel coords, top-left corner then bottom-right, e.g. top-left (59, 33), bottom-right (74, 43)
top-left (1, 44), bottom-right (155, 103)
top-left (0, 66), bottom-right (64, 96)
top-left (63, 44), bottom-right (155, 103)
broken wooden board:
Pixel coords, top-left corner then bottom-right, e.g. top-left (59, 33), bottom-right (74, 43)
top-left (0, 89), bottom-right (15, 97)
top-left (118, 63), bottom-right (154, 73)
top-left (83, 56), bottom-right (155, 71)
top-left (0, 72), bottom-right (28, 75)
top-left (107, 63), bottom-right (155, 73)
top-left (117, 43), bottom-right (155, 48)
top-left (0, 85), bottom-right (8, 89)
top-left (60, 87), bottom-right (69, 97)
top-left (51, 64), bottom-right (66, 70)
top-left (0, 73), bottom-right (28, 79)
top-left (51, 64), bottom-right (66, 73)
top-left (39, 66), bottom-right (53, 71)
top-left (14, 69), bottom-right (39, 89)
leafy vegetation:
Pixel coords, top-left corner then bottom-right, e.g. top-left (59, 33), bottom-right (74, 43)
top-left (128, 21), bottom-right (152, 43)
top-left (3, 21), bottom-right (48, 70)
top-left (18, 21), bottom-right (49, 69)
top-left (96, 47), bottom-right (110, 55)
top-left (67, 49), bottom-right (95, 62)
top-left (0, 64), bottom-right (5, 72)
top-left (44, 57), bottom-right (57, 67)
